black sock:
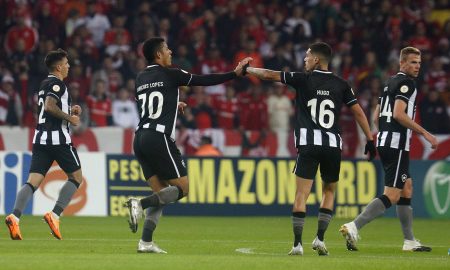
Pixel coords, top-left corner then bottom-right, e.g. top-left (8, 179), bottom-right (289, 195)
top-left (317, 208), bottom-right (333, 241)
top-left (292, 212), bottom-right (305, 246)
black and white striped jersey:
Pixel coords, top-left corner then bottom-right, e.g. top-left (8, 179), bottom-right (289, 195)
top-left (281, 70), bottom-right (357, 149)
top-left (135, 64), bottom-right (193, 140)
top-left (376, 72), bottom-right (417, 151)
top-left (32, 75), bottom-right (72, 145)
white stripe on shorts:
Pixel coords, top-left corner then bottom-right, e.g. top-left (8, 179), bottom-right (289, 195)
top-left (69, 145), bottom-right (80, 166)
top-left (164, 135), bottom-right (180, 178)
top-left (392, 150), bottom-right (402, 187)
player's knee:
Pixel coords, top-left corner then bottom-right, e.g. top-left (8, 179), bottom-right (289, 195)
top-left (386, 193), bottom-right (401, 204)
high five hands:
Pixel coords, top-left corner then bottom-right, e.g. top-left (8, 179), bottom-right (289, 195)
top-left (234, 57), bottom-right (253, 76)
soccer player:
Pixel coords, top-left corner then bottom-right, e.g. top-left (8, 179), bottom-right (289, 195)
top-left (5, 48), bottom-right (83, 240)
top-left (340, 47), bottom-right (438, 252)
top-left (244, 42), bottom-right (376, 256)
top-left (125, 37), bottom-right (251, 253)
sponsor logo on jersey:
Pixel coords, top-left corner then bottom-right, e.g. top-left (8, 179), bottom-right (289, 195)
top-left (52, 85), bottom-right (60, 92)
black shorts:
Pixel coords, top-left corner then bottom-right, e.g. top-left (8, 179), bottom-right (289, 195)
top-left (293, 145), bottom-right (341, 182)
top-left (133, 129), bottom-right (187, 181)
top-left (378, 147), bottom-right (410, 189)
top-left (29, 143), bottom-right (81, 175)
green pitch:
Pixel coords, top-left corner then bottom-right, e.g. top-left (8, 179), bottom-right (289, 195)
top-left (0, 216), bottom-right (448, 270)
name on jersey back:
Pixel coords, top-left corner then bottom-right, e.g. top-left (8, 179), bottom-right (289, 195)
top-left (137, 82), bottom-right (164, 92)
top-left (317, 90), bottom-right (329, 96)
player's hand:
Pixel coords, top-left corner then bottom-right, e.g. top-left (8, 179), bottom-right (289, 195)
top-left (178, 102), bottom-right (187, 114)
top-left (71, 105), bottom-right (82, 116)
top-left (364, 140), bottom-right (376, 161)
top-left (424, 132), bottom-right (438, 149)
top-left (234, 57), bottom-right (253, 76)
top-left (69, 115), bottom-right (80, 126)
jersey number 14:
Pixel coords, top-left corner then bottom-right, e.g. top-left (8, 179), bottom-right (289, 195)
top-left (379, 96), bottom-right (392, 122)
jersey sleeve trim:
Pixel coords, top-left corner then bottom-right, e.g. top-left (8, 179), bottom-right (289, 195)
top-left (280, 71), bottom-right (286, 84)
top-left (346, 99), bottom-right (357, 106)
top-left (47, 92), bottom-right (60, 100)
top-left (187, 74), bottom-right (193, 85)
top-left (395, 94), bottom-right (409, 102)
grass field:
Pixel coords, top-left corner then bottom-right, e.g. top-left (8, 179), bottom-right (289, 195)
top-left (0, 216), bottom-right (448, 270)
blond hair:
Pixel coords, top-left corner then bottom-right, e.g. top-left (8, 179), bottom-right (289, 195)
top-left (400, 47), bottom-right (421, 62)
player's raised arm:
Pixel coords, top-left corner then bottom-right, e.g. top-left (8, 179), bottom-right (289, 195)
top-left (245, 66), bottom-right (281, 81)
top-left (187, 57), bottom-right (253, 86)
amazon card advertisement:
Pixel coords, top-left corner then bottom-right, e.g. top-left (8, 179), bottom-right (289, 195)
top-left (105, 156), bottom-right (449, 218)
top-left (0, 152), bottom-right (107, 216)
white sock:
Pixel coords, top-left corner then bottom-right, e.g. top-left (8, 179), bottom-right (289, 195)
top-left (51, 211), bottom-right (60, 220)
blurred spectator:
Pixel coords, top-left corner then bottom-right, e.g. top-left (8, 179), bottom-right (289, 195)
top-left (35, 1), bottom-right (61, 41)
top-left (83, 1), bottom-right (111, 48)
top-left (238, 86), bottom-right (268, 131)
top-left (420, 90), bottom-right (450, 134)
top-left (233, 37), bottom-right (263, 84)
top-left (104, 13), bottom-right (131, 47)
top-left (67, 59), bottom-right (90, 98)
top-left (188, 87), bottom-right (216, 129)
top-left (425, 58), bottom-right (448, 92)
top-left (213, 86), bottom-right (239, 129)
top-left (4, 17), bottom-right (39, 55)
top-left (194, 136), bottom-right (221, 156)
top-left (0, 75), bottom-right (23, 126)
top-left (267, 84), bottom-right (293, 132)
top-left (200, 46), bottom-right (229, 96)
top-left (285, 6), bottom-right (312, 38)
top-left (90, 56), bottom-right (122, 96)
top-left (172, 44), bottom-right (194, 71)
top-left (264, 45), bottom-right (293, 71)
top-left (65, 9), bottom-right (86, 37)
top-left (69, 82), bottom-right (89, 134)
top-left (112, 87), bottom-right (139, 129)
top-left (86, 79), bottom-right (112, 127)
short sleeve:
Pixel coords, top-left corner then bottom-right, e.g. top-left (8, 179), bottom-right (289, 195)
top-left (46, 81), bottom-right (65, 100)
top-left (167, 68), bottom-right (193, 86)
top-left (394, 79), bottom-right (415, 103)
top-left (343, 84), bottom-right (357, 107)
top-left (280, 71), bottom-right (307, 88)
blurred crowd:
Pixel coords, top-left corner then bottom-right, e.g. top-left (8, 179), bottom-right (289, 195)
top-left (0, 0), bottom-right (449, 136)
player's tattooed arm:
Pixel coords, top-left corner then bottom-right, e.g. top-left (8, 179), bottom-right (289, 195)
top-left (45, 96), bottom-right (80, 126)
top-left (246, 67), bottom-right (281, 82)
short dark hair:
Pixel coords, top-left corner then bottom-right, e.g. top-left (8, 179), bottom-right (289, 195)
top-left (309, 42), bottom-right (332, 63)
top-left (142, 37), bottom-right (165, 63)
top-left (44, 48), bottom-right (68, 71)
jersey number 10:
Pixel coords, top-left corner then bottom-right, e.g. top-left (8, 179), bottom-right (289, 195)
top-left (138, 91), bottom-right (164, 119)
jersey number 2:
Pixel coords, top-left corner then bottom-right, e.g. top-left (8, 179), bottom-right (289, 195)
top-left (138, 91), bottom-right (164, 119)
top-left (307, 98), bottom-right (335, 128)
top-left (38, 97), bottom-right (46, 124)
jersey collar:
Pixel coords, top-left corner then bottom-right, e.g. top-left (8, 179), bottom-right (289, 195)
top-left (313, 69), bottom-right (332, 74)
